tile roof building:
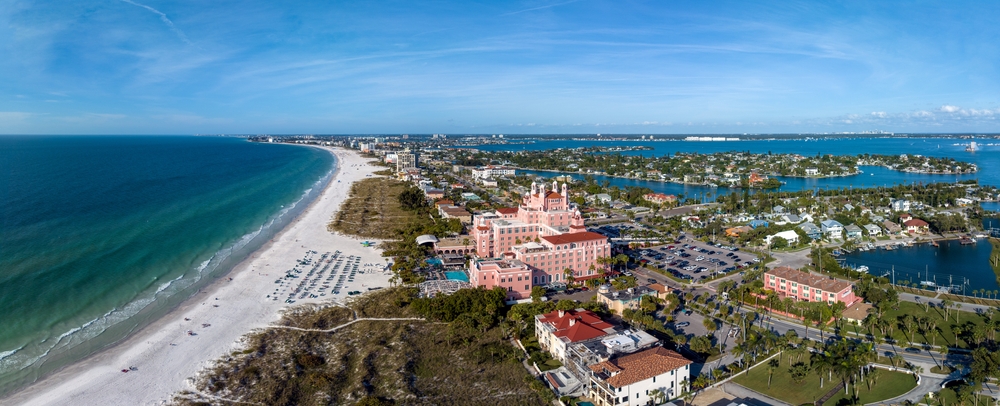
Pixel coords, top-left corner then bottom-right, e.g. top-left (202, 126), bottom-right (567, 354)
top-left (643, 193), bottom-right (677, 205)
top-left (588, 347), bottom-right (692, 406)
top-left (470, 182), bottom-right (611, 300)
top-left (763, 267), bottom-right (859, 306)
top-left (535, 309), bottom-right (617, 364)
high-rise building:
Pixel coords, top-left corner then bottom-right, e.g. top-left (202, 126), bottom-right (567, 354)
top-left (396, 149), bottom-right (417, 172)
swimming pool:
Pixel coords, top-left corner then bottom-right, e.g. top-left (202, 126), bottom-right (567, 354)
top-left (445, 271), bottom-right (469, 282)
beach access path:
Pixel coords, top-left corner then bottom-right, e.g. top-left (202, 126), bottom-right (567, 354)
top-left (4, 147), bottom-right (392, 406)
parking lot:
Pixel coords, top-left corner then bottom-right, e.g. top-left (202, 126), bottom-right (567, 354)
top-left (632, 238), bottom-right (759, 283)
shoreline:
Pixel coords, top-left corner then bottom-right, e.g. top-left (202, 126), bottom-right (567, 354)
top-left (3, 146), bottom-right (391, 406)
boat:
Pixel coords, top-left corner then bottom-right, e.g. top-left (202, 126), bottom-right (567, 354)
top-left (960, 236), bottom-right (976, 245)
top-left (930, 240), bottom-right (939, 247)
top-left (856, 265), bottom-right (869, 273)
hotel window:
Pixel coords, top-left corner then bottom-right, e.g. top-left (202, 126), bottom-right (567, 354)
top-left (802, 286), bottom-right (809, 291)
top-left (791, 282), bottom-right (797, 287)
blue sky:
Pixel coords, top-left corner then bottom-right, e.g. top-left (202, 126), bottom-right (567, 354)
top-left (1, 1), bottom-right (998, 134)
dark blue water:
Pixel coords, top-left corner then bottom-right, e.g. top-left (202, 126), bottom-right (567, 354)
top-left (0, 136), bottom-right (333, 394)
top-left (474, 137), bottom-right (997, 194)
top-left (843, 239), bottom-right (998, 293)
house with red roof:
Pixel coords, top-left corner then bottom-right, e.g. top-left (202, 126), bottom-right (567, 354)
top-left (903, 218), bottom-right (930, 234)
top-left (588, 347), bottom-right (692, 406)
top-left (535, 309), bottom-right (617, 363)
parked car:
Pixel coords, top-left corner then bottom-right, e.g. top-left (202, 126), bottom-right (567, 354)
top-left (676, 321), bottom-right (690, 327)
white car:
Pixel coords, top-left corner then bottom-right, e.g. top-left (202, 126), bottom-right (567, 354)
top-left (695, 256), bottom-right (705, 261)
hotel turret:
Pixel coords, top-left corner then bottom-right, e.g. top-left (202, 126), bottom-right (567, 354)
top-left (470, 181), bottom-right (611, 300)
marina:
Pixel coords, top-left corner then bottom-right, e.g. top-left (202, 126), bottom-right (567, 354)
top-left (843, 237), bottom-right (1000, 295)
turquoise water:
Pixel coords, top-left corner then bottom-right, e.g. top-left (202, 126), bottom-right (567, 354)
top-left (445, 271), bottom-right (470, 282)
top-left (0, 136), bottom-right (334, 395)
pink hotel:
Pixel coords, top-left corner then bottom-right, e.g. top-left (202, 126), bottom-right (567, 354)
top-left (764, 267), bottom-right (860, 306)
top-left (470, 181), bottom-right (611, 300)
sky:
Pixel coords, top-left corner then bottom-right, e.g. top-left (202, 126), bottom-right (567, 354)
top-left (1, 0), bottom-right (999, 134)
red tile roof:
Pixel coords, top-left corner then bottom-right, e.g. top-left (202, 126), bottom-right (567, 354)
top-left (497, 208), bottom-right (519, 214)
top-left (537, 309), bottom-right (615, 343)
top-left (903, 219), bottom-right (929, 227)
top-left (544, 191), bottom-right (563, 199)
top-left (590, 347), bottom-right (692, 387)
top-left (766, 267), bottom-right (852, 293)
top-left (541, 231), bottom-right (607, 245)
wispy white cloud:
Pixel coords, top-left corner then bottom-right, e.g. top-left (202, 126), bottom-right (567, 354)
top-left (940, 105), bottom-right (961, 113)
top-left (500, 0), bottom-right (582, 17)
top-left (118, 0), bottom-right (192, 45)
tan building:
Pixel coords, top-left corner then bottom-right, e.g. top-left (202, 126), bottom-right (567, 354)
top-left (595, 286), bottom-right (655, 314)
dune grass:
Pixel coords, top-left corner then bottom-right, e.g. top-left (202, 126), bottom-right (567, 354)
top-left (173, 288), bottom-right (547, 406)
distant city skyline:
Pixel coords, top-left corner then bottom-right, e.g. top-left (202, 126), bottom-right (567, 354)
top-left (2, 0), bottom-right (998, 134)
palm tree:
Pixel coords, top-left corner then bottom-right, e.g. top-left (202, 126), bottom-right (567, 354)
top-left (648, 388), bottom-right (666, 405)
top-left (955, 302), bottom-right (962, 324)
top-left (767, 358), bottom-right (780, 388)
top-left (563, 268), bottom-right (576, 287)
top-left (941, 299), bottom-right (953, 322)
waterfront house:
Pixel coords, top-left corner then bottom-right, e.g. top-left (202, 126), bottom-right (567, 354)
top-left (536, 309), bottom-right (617, 364)
top-left (799, 222), bottom-right (822, 240)
top-left (805, 168), bottom-right (819, 176)
top-left (863, 224), bottom-right (882, 237)
top-left (899, 213), bottom-right (913, 223)
top-left (903, 218), bottom-right (930, 234)
top-left (764, 266), bottom-right (859, 305)
top-left (588, 347), bottom-right (692, 406)
top-left (844, 224), bottom-right (864, 240)
top-left (643, 193), bottom-right (677, 205)
top-left (820, 219), bottom-right (844, 239)
top-left (883, 220), bottom-right (903, 235)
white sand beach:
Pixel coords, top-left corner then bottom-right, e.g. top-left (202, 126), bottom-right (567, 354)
top-left (5, 147), bottom-right (391, 406)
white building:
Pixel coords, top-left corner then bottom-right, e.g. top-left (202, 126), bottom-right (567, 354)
top-left (471, 165), bottom-right (516, 179)
top-left (589, 347), bottom-right (692, 406)
top-left (820, 219), bottom-right (844, 239)
top-left (890, 199), bottom-right (911, 212)
top-left (765, 230), bottom-right (800, 246)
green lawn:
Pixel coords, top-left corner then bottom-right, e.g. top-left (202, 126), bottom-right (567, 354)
top-left (841, 301), bottom-right (987, 349)
top-left (733, 355), bottom-right (917, 405)
top-left (825, 368), bottom-right (918, 405)
top-left (928, 387), bottom-right (996, 405)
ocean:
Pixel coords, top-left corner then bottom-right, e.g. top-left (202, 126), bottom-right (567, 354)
top-left (0, 136), bottom-right (334, 395)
